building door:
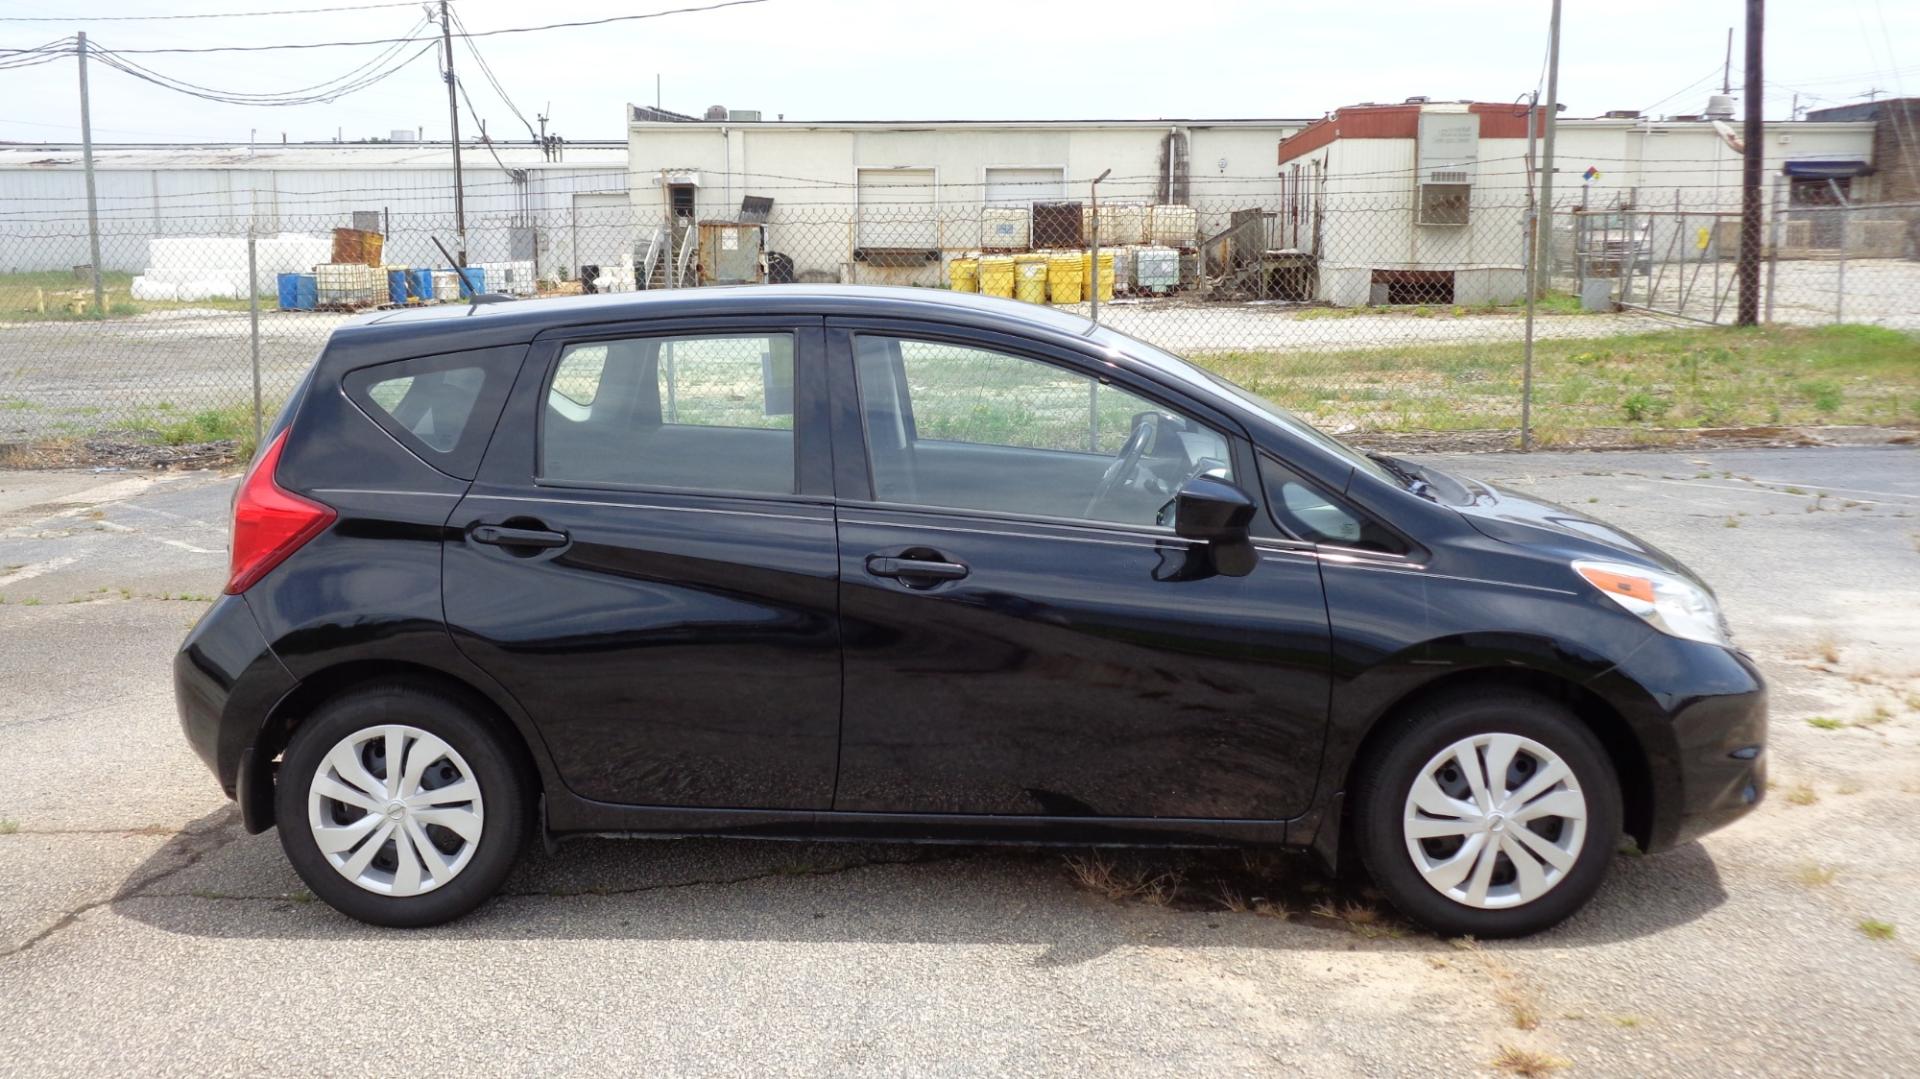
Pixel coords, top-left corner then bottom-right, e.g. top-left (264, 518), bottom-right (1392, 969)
top-left (856, 168), bottom-right (937, 250)
top-left (983, 167), bottom-right (1064, 208)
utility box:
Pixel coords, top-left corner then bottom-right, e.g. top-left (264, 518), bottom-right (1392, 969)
top-left (696, 221), bottom-right (767, 285)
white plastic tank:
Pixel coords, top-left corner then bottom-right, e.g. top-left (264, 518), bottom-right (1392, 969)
top-left (1085, 202), bottom-right (1150, 246)
top-left (1133, 245), bottom-right (1180, 292)
top-left (982, 206), bottom-right (1031, 250)
top-left (1150, 205), bottom-right (1198, 248)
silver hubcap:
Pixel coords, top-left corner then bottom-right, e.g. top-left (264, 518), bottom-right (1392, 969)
top-left (1402, 733), bottom-right (1587, 910)
top-left (307, 724), bottom-right (485, 897)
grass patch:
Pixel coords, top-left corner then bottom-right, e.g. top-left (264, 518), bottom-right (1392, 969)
top-left (0, 269), bottom-right (251, 322)
top-left (0, 819), bottom-right (18, 835)
top-left (1784, 783), bottom-right (1819, 807)
top-left (1794, 864), bottom-right (1838, 887)
top-left (1806, 716), bottom-right (1845, 731)
top-left (1189, 323), bottom-right (1920, 437)
top-left (1859, 919), bottom-right (1897, 941)
top-left (1491, 1046), bottom-right (1570, 1076)
top-left (1063, 854), bottom-right (1183, 907)
top-left (126, 402), bottom-right (263, 458)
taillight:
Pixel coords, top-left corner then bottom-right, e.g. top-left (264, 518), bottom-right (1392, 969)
top-left (225, 429), bottom-right (335, 595)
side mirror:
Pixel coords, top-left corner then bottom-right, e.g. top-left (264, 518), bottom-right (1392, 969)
top-left (1172, 475), bottom-right (1258, 577)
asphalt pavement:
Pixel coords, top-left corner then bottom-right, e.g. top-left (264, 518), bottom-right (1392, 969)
top-left (1, 445), bottom-right (1917, 1076)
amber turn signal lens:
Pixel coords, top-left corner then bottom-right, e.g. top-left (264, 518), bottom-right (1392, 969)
top-left (1577, 565), bottom-right (1656, 604)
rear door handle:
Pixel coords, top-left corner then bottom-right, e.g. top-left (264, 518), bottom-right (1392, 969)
top-left (867, 555), bottom-right (969, 584)
top-left (471, 524), bottom-right (570, 549)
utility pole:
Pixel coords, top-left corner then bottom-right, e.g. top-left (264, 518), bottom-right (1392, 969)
top-left (1723, 27), bottom-right (1733, 94)
top-left (439, 0), bottom-right (467, 266)
top-left (1736, 0), bottom-right (1764, 325)
top-left (76, 32), bottom-right (104, 316)
top-left (1534, 0), bottom-right (1563, 297)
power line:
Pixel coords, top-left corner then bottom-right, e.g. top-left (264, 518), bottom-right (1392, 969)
top-left (88, 33), bottom-right (438, 106)
top-left (448, 5), bottom-right (537, 142)
top-left (0, 1), bottom-right (451, 20)
top-left (80, 0), bottom-right (774, 54)
top-left (0, 34), bottom-right (74, 70)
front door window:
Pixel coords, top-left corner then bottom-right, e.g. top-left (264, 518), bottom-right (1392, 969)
top-left (851, 335), bottom-right (1232, 526)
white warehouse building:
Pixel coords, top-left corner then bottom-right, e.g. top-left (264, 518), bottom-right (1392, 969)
top-left (1274, 99), bottom-right (1877, 306)
top-left (0, 140), bottom-right (630, 277)
top-left (624, 108), bottom-right (1309, 287)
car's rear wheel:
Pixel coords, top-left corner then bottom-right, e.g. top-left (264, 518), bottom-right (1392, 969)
top-left (275, 683), bottom-right (527, 927)
top-left (1352, 687), bottom-right (1622, 938)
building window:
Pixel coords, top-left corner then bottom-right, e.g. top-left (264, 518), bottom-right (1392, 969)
top-left (1417, 183), bottom-right (1471, 226)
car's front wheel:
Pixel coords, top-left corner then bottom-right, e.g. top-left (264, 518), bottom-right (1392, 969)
top-left (1352, 687), bottom-right (1622, 938)
top-left (275, 684), bottom-right (528, 927)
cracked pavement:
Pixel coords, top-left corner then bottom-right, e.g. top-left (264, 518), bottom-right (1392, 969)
top-left (2, 446), bottom-right (1918, 1075)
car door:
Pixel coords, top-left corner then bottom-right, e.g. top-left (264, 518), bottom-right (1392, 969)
top-left (827, 320), bottom-right (1333, 822)
top-left (445, 317), bottom-right (842, 809)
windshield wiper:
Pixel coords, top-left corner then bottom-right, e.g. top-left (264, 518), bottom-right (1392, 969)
top-left (1366, 451), bottom-right (1434, 499)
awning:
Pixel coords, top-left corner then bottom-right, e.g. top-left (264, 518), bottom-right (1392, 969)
top-left (1781, 159), bottom-right (1873, 179)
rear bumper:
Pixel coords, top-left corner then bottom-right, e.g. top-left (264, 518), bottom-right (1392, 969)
top-left (174, 594), bottom-right (295, 803)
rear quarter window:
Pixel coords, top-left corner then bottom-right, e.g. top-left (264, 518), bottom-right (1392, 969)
top-left (342, 345), bottom-right (523, 479)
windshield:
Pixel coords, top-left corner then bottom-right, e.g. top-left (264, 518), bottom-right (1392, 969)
top-left (1096, 326), bottom-right (1396, 484)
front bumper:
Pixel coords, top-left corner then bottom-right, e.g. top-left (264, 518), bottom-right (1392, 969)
top-left (1593, 637), bottom-right (1768, 854)
top-left (174, 593), bottom-right (295, 800)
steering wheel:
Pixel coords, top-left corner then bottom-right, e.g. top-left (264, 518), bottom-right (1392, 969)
top-left (1084, 411), bottom-right (1162, 518)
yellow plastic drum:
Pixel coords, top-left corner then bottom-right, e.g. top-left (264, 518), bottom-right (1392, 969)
top-left (948, 257), bottom-right (979, 293)
top-left (1014, 254), bottom-right (1049, 304)
top-left (1047, 252), bottom-right (1084, 304)
top-left (978, 255), bottom-right (1015, 298)
top-left (1082, 251), bottom-right (1115, 303)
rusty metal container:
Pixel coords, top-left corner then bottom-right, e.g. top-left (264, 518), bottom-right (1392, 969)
top-left (330, 227), bottom-right (384, 266)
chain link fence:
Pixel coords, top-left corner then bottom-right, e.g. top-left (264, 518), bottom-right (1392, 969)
top-left (3, 178), bottom-right (1916, 461)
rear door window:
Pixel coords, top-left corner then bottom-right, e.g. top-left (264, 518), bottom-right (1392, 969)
top-left (541, 332), bottom-right (797, 495)
top-left (343, 346), bottom-right (521, 479)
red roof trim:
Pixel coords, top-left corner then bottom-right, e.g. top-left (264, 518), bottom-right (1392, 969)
top-left (1277, 102), bottom-right (1545, 164)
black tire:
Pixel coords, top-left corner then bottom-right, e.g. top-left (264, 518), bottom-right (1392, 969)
top-left (1351, 687), bottom-right (1622, 939)
top-left (275, 683), bottom-right (529, 927)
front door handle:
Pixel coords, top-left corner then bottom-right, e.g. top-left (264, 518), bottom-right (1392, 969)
top-left (471, 523), bottom-right (570, 549)
top-left (867, 555), bottom-right (969, 585)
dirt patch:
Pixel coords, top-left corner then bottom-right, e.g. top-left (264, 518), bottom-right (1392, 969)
top-left (0, 436), bottom-right (240, 471)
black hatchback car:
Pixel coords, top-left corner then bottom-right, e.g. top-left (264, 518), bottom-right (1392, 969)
top-left (176, 285), bottom-right (1765, 936)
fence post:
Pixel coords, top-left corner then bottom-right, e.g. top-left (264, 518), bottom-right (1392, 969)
top-left (248, 227), bottom-right (262, 447)
top-left (1764, 177), bottom-right (1782, 323)
top-left (1835, 205), bottom-right (1847, 325)
top-left (1521, 201), bottom-right (1537, 451)
top-left (1828, 178), bottom-right (1849, 324)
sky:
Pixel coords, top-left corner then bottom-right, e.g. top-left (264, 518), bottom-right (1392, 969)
top-left (0, 0), bottom-right (1914, 146)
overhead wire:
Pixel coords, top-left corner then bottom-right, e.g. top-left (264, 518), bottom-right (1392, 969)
top-left (77, 0), bottom-right (774, 54)
top-left (0, 34), bottom-right (75, 70)
top-left (0, 1), bottom-right (452, 20)
top-left (447, 5), bottom-right (538, 142)
top-left (89, 36), bottom-right (439, 106)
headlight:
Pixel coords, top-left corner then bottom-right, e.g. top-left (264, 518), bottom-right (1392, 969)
top-left (1573, 560), bottom-right (1731, 647)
